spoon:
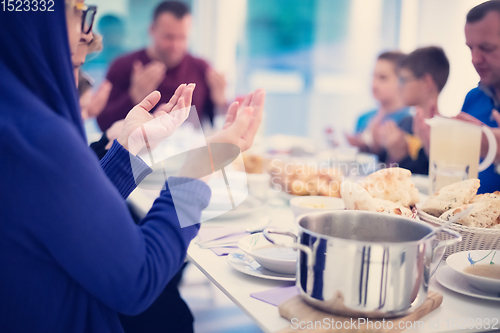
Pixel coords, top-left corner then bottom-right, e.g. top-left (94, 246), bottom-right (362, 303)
top-left (421, 204), bottom-right (474, 241)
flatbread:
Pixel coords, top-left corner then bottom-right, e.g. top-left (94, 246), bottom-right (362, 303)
top-left (341, 181), bottom-right (412, 217)
top-left (371, 198), bottom-right (413, 217)
top-left (439, 202), bottom-right (500, 228)
top-left (470, 191), bottom-right (500, 203)
top-left (471, 192), bottom-right (500, 226)
top-left (421, 179), bottom-right (480, 217)
top-left (362, 167), bottom-right (419, 207)
top-left (341, 181), bottom-right (371, 210)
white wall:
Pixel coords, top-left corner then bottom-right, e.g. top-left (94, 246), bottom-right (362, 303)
top-left (88, 0), bottom-right (127, 22)
top-left (191, 0), bottom-right (247, 103)
top-left (307, 0), bottom-right (385, 142)
top-left (401, 0), bottom-right (487, 116)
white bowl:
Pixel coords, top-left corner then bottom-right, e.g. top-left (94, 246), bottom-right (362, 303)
top-left (446, 250), bottom-right (500, 294)
top-left (238, 233), bottom-right (296, 275)
top-left (290, 196), bottom-right (345, 217)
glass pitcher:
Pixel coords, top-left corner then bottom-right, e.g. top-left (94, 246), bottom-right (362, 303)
top-left (426, 116), bottom-right (497, 194)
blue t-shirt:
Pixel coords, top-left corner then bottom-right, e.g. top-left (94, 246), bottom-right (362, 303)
top-left (462, 85), bottom-right (500, 193)
top-left (355, 107), bottom-right (412, 134)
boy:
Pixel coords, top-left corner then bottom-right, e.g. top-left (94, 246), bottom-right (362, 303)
top-left (382, 46), bottom-right (450, 174)
top-left (347, 51), bottom-right (410, 162)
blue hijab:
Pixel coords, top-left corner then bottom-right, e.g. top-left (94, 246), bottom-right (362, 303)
top-left (0, 1), bottom-right (84, 137)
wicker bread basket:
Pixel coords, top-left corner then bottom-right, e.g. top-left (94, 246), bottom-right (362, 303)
top-left (417, 209), bottom-right (500, 259)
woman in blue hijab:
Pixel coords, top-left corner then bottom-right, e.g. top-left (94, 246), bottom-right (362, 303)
top-left (0, 1), bottom-right (266, 332)
top-left (0, 2), bottom-right (213, 332)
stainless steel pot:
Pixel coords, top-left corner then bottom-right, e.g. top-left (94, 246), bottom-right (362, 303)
top-left (263, 210), bottom-right (461, 318)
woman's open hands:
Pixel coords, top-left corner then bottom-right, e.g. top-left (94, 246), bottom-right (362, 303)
top-left (176, 89), bottom-right (266, 182)
top-left (206, 88), bottom-right (266, 152)
top-left (117, 83), bottom-right (195, 155)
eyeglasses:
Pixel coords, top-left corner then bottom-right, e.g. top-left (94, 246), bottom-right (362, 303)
top-left (398, 75), bottom-right (419, 86)
top-left (79, 4), bottom-right (97, 35)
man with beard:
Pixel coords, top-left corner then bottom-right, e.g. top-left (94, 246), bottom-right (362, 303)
top-left (97, 1), bottom-right (227, 131)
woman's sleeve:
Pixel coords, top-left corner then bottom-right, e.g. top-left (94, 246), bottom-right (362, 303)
top-left (10, 116), bottom-right (211, 315)
top-left (99, 139), bottom-right (152, 199)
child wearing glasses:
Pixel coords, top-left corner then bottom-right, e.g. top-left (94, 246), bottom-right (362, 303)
top-left (382, 46), bottom-right (450, 174)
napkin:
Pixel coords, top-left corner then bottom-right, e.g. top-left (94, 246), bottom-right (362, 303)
top-left (250, 284), bottom-right (299, 306)
top-left (197, 227), bottom-right (250, 256)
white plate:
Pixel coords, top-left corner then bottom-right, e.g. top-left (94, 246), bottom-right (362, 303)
top-left (226, 250), bottom-right (295, 281)
top-left (274, 190), bottom-right (300, 202)
top-left (290, 196), bottom-right (345, 218)
top-left (436, 265), bottom-right (500, 301)
top-left (274, 190), bottom-right (344, 207)
top-left (446, 250), bottom-right (500, 294)
top-left (204, 187), bottom-right (249, 211)
top-left (201, 195), bottom-right (267, 221)
top-left (238, 233), bottom-right (297, 275)
top-left (418, 192), bottom-right (428, 203)
top-left (411, 174), bottom-right (430, 195)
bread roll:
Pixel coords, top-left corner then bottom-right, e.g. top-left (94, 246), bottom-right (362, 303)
top-left (242, 154), bottom-right (264, 174)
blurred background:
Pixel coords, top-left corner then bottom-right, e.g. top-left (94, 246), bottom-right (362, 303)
top-left (83, 0), bottom-right (483, 143)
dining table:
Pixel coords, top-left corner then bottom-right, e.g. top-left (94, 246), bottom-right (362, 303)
top-left (128, 186), bottom-right (500, 333)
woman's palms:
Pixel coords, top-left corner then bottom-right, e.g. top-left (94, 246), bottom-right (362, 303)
top-left (117, 84), bottom-right (195, 155)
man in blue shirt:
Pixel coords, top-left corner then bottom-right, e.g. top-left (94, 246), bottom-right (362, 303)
top-left (461, 0), bottom-right (500, 193)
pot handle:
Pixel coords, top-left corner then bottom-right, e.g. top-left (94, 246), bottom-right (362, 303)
top-left (430, 228), bottom-right (462, 277)
top-left (263, 228), bottom-right (314, 268)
